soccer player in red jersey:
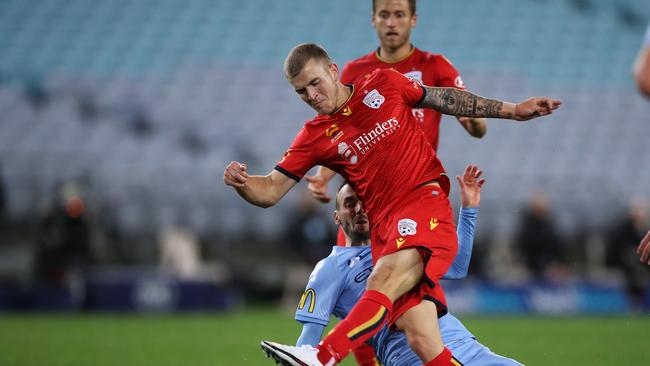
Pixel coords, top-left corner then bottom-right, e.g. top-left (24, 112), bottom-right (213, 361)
top-left (224, 44), bottom-right (560, 365)
top-left (306, 0), bottom-right (486, 250)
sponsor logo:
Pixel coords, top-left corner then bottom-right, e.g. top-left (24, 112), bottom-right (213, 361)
top-left (353, 117), bottom-right (400, 155)
top-left (354, 267), bottom-right (373, 283)
top-left (338, 141), bottom-right (358, 164)
top-left (325, 124), bottom-right (344, 143)
top-left (363, 89), bottom-right (385, 109)
top-left (454, 76), bottom-right (465, 89)
top-left (430, 218), bottom-right (438, 231)
top-left (398, 218), bottom-right (417, 236)
top-left (396, 237), bottom-right (406, 248)
top-left (298, 288), bottom-right (316, 313)
top-left (342, 106), bottom-right (352, 116)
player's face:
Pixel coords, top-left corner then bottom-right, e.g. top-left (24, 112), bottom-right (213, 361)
top-left (289, 58), bottom-right (341, 115)
top-left (372, 0), bottom-right (417, 51)
top-left (335, 185), bottom-right (370, 243)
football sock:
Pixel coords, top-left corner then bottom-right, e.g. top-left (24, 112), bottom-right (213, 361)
top-left (352, 343), bottom-right (379, 366)
top-left (423, 347), bottom-right (455, 366)
top-left (316, 290), bottom-right (392, 364)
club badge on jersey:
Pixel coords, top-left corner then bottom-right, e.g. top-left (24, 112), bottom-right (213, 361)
top-left (363, 89), bottom-right (385, 109)
top-left (397, 218), bottom-right (417, 236)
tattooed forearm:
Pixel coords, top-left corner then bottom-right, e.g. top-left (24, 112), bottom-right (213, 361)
top-left (416, 87), bottom-right (511, 119)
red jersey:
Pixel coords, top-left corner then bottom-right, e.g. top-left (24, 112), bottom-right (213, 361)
top-left (340, 47), bottom-right (465, 151)
top-left (276, 68), bottom-right (448, 229)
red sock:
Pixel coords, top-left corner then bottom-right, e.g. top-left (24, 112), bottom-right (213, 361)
top-left (424, 347), bottom-right (456, 366)
top-left (316, 290), bottom-right (392, 364)
top-left (352, 343), bottom-right (379, 366)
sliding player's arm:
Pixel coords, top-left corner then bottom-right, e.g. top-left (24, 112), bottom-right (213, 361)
top-left (443, 165), bottom-right (485, 280)
top-left (294, 256), bottom-right (343, 346)
top-left (415, 87), bottom-right (561, 121)
top-left (297, 323), bottom-right (326, 346)
top-left (223, 162), bottom-right (297, 208)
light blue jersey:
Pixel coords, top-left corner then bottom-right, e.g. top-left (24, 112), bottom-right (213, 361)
top-left (295, 208), bottom-right (524, 365)
top-left (295, 245), bottom-right (373, 326)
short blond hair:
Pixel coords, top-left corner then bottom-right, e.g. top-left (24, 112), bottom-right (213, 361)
top-left (284, 43), bottom-right (332, 79)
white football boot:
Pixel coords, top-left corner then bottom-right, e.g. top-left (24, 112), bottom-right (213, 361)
top-left (260, 341), bottom-right (335, 366)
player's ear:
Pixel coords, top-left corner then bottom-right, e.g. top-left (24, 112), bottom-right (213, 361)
top-left (411, 13), bottom-right (417, 28)
top-left (333, 211), bottom-right (341, 225)
top-left (330, 63), bottom-right (340, 80)
top-left (371, 11), bottom-right (377, 28)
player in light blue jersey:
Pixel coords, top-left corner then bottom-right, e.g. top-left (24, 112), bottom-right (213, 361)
top-left (281, 165), bottom-right (523, 366)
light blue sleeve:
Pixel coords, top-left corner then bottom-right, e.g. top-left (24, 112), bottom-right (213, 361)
top-left (645, 24), bottom-right (650, 45)
top-left (296, 322), bottom-right (326, 346)
top-left (442, 207), bottom-right (478, 280)
top-left (294, 256), bottom-right (344, 327)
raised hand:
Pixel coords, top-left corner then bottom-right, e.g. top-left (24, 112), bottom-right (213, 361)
top-left (513, 97), bottom-right (562, 121)
top-left (304, 174), bottom-right (332, 203)
top-left (456, 164), bottom-right (485, 208)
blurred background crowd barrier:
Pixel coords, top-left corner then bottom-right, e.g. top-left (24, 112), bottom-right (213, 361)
top-left (0, 0), bottom-right (648, 313)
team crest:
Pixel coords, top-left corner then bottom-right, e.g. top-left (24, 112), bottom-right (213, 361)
top-left (363, 89), bottom-right (385, 109)
top-left (397, 218), bottom-right (417, 236)
top-left (338, 142), bottom-right (358, 164)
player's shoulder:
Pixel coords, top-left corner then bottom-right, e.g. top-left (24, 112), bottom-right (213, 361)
top-left (413, 47), bottom-right (457, 68)
top-left (341, 50), bottom-right (379, 84)
top-left (307, 247), bottom-right (340, 283)
top-left (301, 115), bottom-right (336, 139)
top-left (331, 246), bottom-right (373, 272)
top-left (362, 67), bottom-right (403, 84)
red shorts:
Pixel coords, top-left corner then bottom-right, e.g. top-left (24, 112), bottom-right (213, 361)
top-left (370, 184), bottom-right (458, 325)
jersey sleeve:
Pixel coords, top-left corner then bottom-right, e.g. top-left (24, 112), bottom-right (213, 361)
top-left (382, 68), bottom-right (426, 107)
top-left (435, 55), bottom-right (466, 90)
top-left (295, 256), bottom-right (344, 326)
top-left (275, 127), bottom-right (316, 181)
top-left (443, 207), bottom-right (478, 280)
top-left (645, 24), bottom-right (650, 46)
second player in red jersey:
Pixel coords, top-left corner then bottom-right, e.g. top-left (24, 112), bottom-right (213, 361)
top-left (341, 47), bottom-right (467, 151)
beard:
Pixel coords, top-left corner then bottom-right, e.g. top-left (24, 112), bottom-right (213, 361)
top-left (343, 223), bottom-right (371, 243)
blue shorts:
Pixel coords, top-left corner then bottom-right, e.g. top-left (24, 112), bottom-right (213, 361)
top-left (374, 328), bottom-right (524, 366)
top-left (449, 338), bottom-right (524, 366)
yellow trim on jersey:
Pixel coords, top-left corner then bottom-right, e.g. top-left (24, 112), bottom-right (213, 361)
top-left (346, 307), bottom-right (386, 338)
top-left (375, 44), bottom-right (415, 64)
top-left (298, 288), bottom-right (316, 313)
top-left (451, 356), bottom-right (464, 366)
top-left (332, 85), bottom-right (355, 116)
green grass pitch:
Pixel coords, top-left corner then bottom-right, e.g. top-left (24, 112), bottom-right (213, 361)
top-left (0, 307), bottom-right (647, 365)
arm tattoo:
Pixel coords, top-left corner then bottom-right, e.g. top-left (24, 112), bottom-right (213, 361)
top-left (416, 87), bottom-right (509, 118)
